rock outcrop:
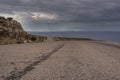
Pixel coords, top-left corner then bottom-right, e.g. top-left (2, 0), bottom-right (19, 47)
top-left (0, 16), bottom-right (46, 44)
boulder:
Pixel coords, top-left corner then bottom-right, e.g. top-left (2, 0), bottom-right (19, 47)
top-left (0, 16), bottom-right (28, 44)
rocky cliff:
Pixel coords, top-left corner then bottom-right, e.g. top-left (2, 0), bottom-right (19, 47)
top-left (0, 16), bottom-right (46, 44)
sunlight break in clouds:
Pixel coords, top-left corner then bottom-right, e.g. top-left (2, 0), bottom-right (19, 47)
top-left (32, 12), bottom-right (57, 20)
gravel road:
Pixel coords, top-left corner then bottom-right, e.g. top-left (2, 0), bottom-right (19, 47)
top-left (1, 41), bottom-right (120, 80)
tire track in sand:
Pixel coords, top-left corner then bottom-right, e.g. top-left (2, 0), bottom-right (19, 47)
top-left (4, 43), bottom-right (64, 80)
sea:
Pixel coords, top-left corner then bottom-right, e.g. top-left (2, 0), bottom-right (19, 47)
top-left (27, 31), bottom-right (120, 42)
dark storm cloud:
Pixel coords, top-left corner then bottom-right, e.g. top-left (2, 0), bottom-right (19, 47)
top-left (0, 0), bottom-right (120, 31)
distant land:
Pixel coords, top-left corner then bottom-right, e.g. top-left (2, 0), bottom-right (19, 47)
top-left (28, 31), bottom-right (120, 42)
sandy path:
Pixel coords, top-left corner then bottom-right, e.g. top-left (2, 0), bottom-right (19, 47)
top-left (21, 41), bottom-right (120, 80)
top-left (1, 41), bottom-right (120, 80)
top-left (0, 42), bottom-right (64, 80)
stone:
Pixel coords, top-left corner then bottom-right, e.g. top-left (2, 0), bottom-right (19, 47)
top-left (0, 16), bottom-right (47, 44)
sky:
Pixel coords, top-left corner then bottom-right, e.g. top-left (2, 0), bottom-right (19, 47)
top-left (0, 0), bottom-right (120, 31)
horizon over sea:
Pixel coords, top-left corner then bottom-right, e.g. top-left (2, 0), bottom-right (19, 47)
top-left (27, 31), bottom-right (120, 42)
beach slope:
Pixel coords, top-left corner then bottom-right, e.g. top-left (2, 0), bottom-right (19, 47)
top-left (0, 41), bottom-right (120, 80)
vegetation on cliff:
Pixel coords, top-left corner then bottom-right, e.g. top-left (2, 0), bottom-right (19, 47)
top-left (0, 16), bottom-right (46, 44)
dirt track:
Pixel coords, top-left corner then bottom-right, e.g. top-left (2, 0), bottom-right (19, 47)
top-left (1, 41), bottom-right (120, 80)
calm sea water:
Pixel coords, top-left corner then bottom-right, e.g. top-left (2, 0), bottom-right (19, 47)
top-left (27, 31), bottom-right (120, 42)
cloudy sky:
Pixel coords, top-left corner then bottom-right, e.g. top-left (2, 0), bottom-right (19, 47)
top-left (0, 0), bottom-right (120, 31)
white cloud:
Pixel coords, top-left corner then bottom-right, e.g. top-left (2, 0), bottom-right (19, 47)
top-left (0, 12), bottom-right (27, 23)
top-left (32, 12), bottom-right (58, 20)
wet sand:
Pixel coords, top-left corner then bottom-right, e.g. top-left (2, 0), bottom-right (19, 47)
top-left (0, 41), bottom-right (120, 80)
